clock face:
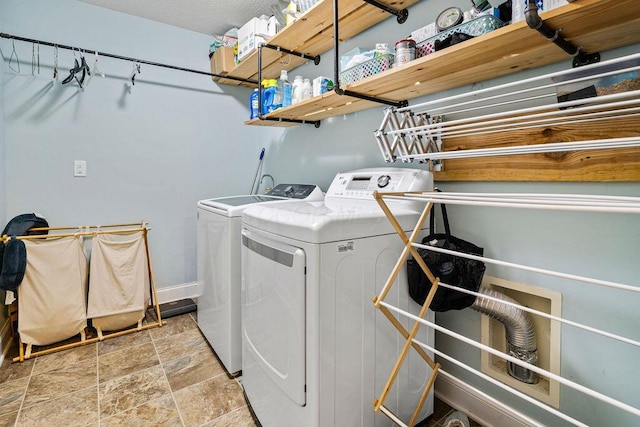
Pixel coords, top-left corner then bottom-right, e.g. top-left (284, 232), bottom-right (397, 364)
top-left (436, 7), bottom-right (463, 31)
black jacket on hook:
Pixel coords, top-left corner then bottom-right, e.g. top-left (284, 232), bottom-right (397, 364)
top-left (0, 213), bottom-right (49, 291)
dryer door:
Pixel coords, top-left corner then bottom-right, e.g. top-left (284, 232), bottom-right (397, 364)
top-left (241, 229), bottom-right (306, 406)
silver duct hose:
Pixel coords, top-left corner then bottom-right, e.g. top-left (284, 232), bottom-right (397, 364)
top-left (471, 287), bottom-right (539, 384)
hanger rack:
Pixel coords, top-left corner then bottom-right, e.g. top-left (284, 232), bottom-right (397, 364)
top-left (0, 32), bottom-right (258, 85)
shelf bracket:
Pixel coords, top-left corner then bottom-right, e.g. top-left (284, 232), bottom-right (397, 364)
top-left (361, 0), bottom-right (409, 24)
top-left (332, 0), bottom-right (409, 110)
top-left (256, 44), bottom-right (321, 128)
top-left (335, 87), bottom-right (408, 108)
top-left (524, 1), bottom-right (598, 68)
top-left (263, 44), bottom-right (321, 66)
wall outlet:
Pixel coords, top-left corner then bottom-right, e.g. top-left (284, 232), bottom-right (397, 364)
top-left (74, 160), bottom-right (87, 177)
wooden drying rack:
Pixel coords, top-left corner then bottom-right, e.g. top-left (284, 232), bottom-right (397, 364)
top-left (1, 222), bottom-right (165, 362)
top-left (370, 192), bottom-right (441, 427)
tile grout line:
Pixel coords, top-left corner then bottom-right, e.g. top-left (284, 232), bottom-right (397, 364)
top-left (96, 342), bottom-right (101, 426)
top-left (13, 353), bottom-right (37, 426)
top-left (149, 319), bottom-right (187, 427)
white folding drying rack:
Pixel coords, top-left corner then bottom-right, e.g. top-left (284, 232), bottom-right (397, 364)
top-left (375, 52), bottom-right (640, 167)
top-left (371, 192), bottom-right (640, 427)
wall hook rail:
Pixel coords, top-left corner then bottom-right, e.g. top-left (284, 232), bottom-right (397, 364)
top-left (0, 32), bottom-right (258, 85)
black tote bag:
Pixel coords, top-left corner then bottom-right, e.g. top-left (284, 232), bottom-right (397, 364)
top-left (407, 202), bottom-right (486, 312)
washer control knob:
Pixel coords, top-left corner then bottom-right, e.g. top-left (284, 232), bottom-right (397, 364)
top-left (377, 175), bottom-right (391, 188)
top-left (284, 185), bottom-right (295, 197)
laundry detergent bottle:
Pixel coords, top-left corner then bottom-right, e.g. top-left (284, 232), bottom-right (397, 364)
top-left (279, 70), bottom-right (292, 108)
top-left (250, 88), bottom-right (259, 119)
top-left (261, 79), bottom-right (278, 115)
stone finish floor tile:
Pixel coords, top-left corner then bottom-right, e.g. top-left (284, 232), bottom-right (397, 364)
top-left (0, 377), bottom-right (29, 416)
top-left (32, 343), bottom-right (97, 376)
top-left (163, 347), bottom-right (225, 393)
top-left (0, 355), bottom-right (34, 384)
top-left (16, 385), bottom-right (98, 427)
top-left (98, 341), bottom-right (159, 383)
top-left (149, 313), bottom-right (198, 341)
top-left (0, 411), bottom-right (18, 427)
top-left (97, 329), bottom-right (151, 356)
top-left (173, 375), bottom-right (246, 427)
top-left (21, 357), bottom-right (96, 409)
top-left (99, 365), bottom-right (171, 418)
top-left (100, 393), bottom-right (182, 427)
top-left (204, 405), bottom-right (257, 427)
top-left (154, 328), bottom-right (211, 365)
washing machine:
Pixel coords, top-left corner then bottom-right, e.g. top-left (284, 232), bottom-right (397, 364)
top-left (197, 184), bottom-right (323, 376)
top-left (240, 168), bottom-right (435, 426)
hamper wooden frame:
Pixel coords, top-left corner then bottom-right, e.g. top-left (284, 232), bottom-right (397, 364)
top-left (1, 222), bottom-right (165, 362)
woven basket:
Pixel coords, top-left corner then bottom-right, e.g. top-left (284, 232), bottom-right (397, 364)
top-left (340, 53), bottom-right (395, 86)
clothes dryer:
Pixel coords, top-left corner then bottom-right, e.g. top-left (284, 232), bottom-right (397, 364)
top-left (240, 168), bottom-right (435, 426)
top-left (197, 184), bottom-right (323, 375)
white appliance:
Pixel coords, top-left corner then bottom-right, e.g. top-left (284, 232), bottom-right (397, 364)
top-left (197, 184), bottom-right (323, 375)
top-left (240, 168), bottom-right (435, 426)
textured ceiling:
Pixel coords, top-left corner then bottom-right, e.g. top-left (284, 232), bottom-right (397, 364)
top-left (78, 0), bottom-right (278, 36)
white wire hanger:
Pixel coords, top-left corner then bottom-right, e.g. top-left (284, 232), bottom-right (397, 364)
top-left (84, 50), bottom-right (106, 88)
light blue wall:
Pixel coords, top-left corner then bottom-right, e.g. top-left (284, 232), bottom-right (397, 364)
top-left (0, 12), bottom-right (6, 327)
top-left (0, 0), bottom-right (283, 289)
top-left (258, 1), bottom-right (640, 425)
top-left (2, 0), bottom-right (639, 424)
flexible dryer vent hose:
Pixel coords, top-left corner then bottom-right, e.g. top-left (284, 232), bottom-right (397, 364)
top-left (471, 287), bottom-right (539, 384)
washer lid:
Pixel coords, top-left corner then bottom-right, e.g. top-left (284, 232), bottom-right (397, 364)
top-left (198, 195), bottom-right (288, 217)
top-left (242, 200), bottom-right (424, 243)
top-left (197, 185), bottom-right (323, 217)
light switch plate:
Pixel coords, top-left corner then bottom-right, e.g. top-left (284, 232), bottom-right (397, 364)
top-left (74, 160), bottom-right (87, 177)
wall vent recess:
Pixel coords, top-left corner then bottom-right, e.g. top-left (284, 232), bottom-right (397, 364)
top-left (480, 275), bottom-right (562, 408)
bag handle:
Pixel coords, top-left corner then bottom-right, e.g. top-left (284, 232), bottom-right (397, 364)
top-left (429, 189), bottom-right (451, 236)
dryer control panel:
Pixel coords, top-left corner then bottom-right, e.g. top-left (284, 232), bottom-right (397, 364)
top-left (326, 168), bottom-right (434, 200)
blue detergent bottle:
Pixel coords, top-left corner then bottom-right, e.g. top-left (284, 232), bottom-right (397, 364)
top-left (250, 88), bottom-right (259, 119)
top-left (261, 79), bottom-right (278, 115)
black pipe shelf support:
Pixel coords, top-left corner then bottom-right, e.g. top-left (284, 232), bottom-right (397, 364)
top-left (256, 44), bottom-right (321, 128)
top-left (332, 0), bottom-right (410, 112)
top-left (362, 0), bottom-right (409, 23)
top-left (0, 32), bottom-right (258, 85)
top-left (523, 1), bottom-right (600, 68)
top-left (263, 44), bottom-right (321, 65)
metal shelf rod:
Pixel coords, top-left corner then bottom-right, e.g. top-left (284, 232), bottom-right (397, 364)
top-left (0, 32), bottom-right (258, 85)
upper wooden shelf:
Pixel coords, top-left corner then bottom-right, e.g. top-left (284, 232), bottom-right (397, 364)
top-left (213, 0), bottom-right (422, 87)
top-left (245, 0), bottom-right (640, 126)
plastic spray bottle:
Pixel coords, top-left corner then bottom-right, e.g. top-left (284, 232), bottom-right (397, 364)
top-left (280, 70), bottom-right (292, 108)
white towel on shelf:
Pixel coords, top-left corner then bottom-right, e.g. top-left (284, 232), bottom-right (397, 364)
top-left (18, 236), bottom-right (88, 346)
top-left (87, 231), bottom-right (150, 332)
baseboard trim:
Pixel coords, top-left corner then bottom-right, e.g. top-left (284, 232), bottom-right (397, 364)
top-left (0, 318), bottom-right (13, 366)
top-left (435, 371), bottom-right (535, 427)
top-left (155, 281), bottom-right (200, 305)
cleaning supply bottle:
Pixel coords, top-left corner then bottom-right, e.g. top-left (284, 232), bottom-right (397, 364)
top-left (292, 75), bottom-right (304, 105)
top-left (280, 70), bottom-right (292, 108)
top-left (250, 88), bottom-right (260, 119)
top-left (273, 76), bottom-right (283, 111)
top-left (302, 78), bottom-right (313, 101)
top-left (261, 79), bottom-right (278, 114)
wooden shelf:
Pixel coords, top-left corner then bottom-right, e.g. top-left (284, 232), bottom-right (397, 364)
top-left (245, 0), bottom-right (640, 126)
top-left (214, 0), bottom-right (421, 87)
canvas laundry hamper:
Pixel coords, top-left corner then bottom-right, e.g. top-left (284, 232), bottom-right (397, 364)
top-left (18, 236), bottom-right (88, 347)
top-left (87, 231), bottom-right (150, 333)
